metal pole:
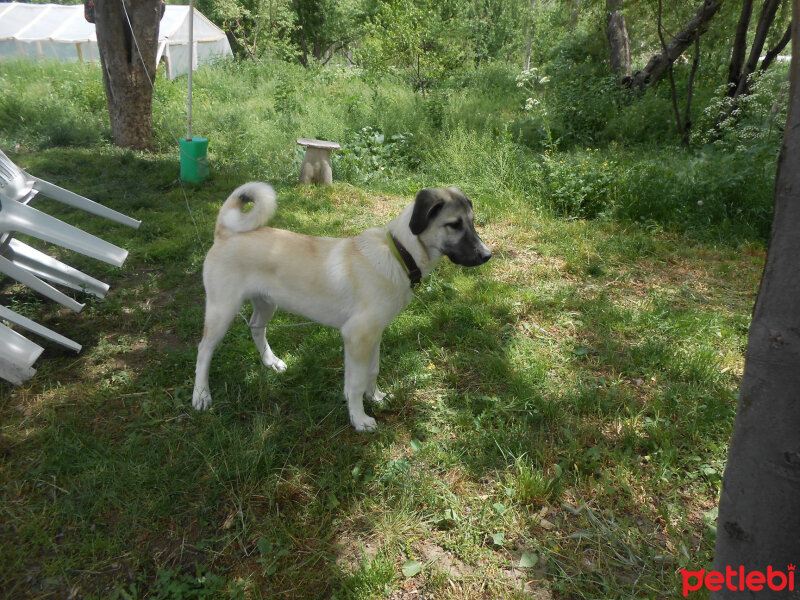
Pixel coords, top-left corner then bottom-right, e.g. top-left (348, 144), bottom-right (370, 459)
top-left (187, 0), bottom-right (194, 140)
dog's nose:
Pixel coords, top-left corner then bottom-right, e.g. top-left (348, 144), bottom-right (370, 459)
top-left (479, 247), bottom-right (492, 264)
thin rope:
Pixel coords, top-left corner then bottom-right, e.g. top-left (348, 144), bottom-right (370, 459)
top-left (237, 312), bottom-right (315, 330)
top-left (119, 0), bottom-right (203, 247)
top-left (122, 3), bottom-right (314, 339)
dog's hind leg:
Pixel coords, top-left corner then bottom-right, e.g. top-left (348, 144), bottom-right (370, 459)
top-left (249, 296), bottom-right (286, 373)
top-left (341, 320), bottom-right (380, 432)
top-left (192, 296), bottom-right (239, 410)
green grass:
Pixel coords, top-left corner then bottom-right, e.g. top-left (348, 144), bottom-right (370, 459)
top-left (0, 60), bottom-right (770, 598)
top-left (0, 150), bottom-right (762, 599)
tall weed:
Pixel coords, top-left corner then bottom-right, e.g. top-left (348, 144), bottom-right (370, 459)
top-left (0, 60), bottom-right (109, 148)
top-left (0, 57), bottom-right (780, 242)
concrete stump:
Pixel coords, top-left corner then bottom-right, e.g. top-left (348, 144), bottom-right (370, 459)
top-left (297, 138), bottom-right (340, 185)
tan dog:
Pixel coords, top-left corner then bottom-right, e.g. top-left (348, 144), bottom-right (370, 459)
top-left (192, 182), bottom-right (491, 431)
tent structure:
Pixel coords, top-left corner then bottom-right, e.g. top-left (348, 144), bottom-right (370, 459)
top-left (0, 2), bottom-right (232, 79)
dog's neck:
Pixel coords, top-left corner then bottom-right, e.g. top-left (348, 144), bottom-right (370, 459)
top-left (387, 231), bottom-right (422, 288)
top-left (387, 204), bottom-right (443, 281)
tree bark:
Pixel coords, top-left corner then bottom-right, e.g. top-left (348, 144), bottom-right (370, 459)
top-left (657, 0), bottom-right (684, 135)
top-left (711, 3), bottom-right (800, 597)
top-left (94, 0), bottom-right (161, 151)
top-left (728, 0), bottom-right (754, 92)
top-left (760, 23), bottom-right (792, 74)
top-left (682, 34), bottom-right (701, 146)
top-left (628, 0), bottom-right (723, 89)
top-left (731, 0), bottom-right (782, 98)
top-left (570, 0), bottom-right (580, 30)
top-left (606, 0), bottom-right (631, 78)
top-left (524, 0), bottom-right (536, 71)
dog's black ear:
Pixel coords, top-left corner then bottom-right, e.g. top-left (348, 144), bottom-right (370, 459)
top-left (410, 189), bottom-right (445, 235)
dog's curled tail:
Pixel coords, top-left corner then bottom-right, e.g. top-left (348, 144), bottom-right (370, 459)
top-left (216, 182), bottom-right (277, 235)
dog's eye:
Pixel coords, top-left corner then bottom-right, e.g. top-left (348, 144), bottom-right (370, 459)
top-left (445, 221), bottom-right (463, 230)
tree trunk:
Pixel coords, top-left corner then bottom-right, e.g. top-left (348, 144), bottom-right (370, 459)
top-left (94, 0), bottom-right (161, 151)
top-left (731, 0), bottom-right (782, 98)
top-left (524, 0), bottom-right (536, 71)
top-left (718, 0), bottom-right (786, 131)
top-left (628, 0), bottom-right (723, 89)
top-left (760, 23), bottom-right (792, 74)
top-left (570, 0), bottom-right (580, 30)
top-left (606, 0), bottom-right (631, 78)
top-left (711, 3), bottom-right (800, 597)
top-left (682, 34), bottom-right (701, 146)
top-left (657, 0), bottom-right (684, 135)
top-left (728, 0), bottom-right (754, 92)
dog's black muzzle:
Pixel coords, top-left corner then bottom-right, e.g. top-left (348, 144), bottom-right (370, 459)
top-left (445, 234), bottom-right (492, 267)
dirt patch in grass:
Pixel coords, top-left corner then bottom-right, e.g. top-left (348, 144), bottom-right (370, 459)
top-left (416, 539), bottom-right (472, 579)
top-left (335, 535), bottom-right (382, 572)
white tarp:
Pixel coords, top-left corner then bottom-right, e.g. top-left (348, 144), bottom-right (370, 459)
top-left (0, 2), bottom-right (232, 79)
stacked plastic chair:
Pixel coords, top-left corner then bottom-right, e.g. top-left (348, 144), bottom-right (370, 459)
top-left (0, 149), bottom-right (140, 384)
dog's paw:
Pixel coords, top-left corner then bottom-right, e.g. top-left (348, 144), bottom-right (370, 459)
top-left (192, 388), bottom-right (212, 410)
top-left (264, 356), bottom-right (287, 373)
top-left (351, 414), bottom-right (378, 432)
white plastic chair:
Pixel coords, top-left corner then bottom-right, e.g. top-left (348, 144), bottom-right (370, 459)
top-left (0, 321), bottom-right (43, 385)
top-left (2, 239), bottom-right (109, 299)
top-left (0, 305), bottom-right (81, 353)
top-left (0, 253), bottom-right (84, 312)
top-left (0, 148), bottom-right (140, 309)
top-left (0, 185), bottom-right (132, 267)
top-left (0, 149), bottom-right (140, 229)
top-left (0, 149), bottom-right (140, 384)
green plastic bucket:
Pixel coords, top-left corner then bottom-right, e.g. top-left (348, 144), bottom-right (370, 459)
top-left (179, 137), bottom-right (209, 183)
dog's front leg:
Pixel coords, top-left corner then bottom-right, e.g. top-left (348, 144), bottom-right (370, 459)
top-left (341, 322), bottom-right (380, 432)
top-left (365, 338), bottom-right (392, 407)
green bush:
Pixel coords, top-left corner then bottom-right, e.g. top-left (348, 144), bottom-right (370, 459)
top-left (613, 146), bottom-right (776, 240)
top-left (540, 149), bottom-right (619, 218)
top-left (692, 67), bottom-right (789, 153)
top-left (335, 126), bottom-right (418, 184)
top-left (0, 54), bottom-right (781, 242)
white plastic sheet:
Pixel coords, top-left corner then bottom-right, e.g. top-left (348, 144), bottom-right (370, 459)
top-left (0, 2), bottom-right (232, 79)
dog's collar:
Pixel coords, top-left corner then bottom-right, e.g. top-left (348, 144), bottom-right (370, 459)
top-left (386, 230), bottom-right (422, 289)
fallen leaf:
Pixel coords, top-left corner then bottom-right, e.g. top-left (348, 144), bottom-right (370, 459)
top-left (519, 552), bottom-right (539, 568)
top-left (402, 560), bottom-right (423, 578)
